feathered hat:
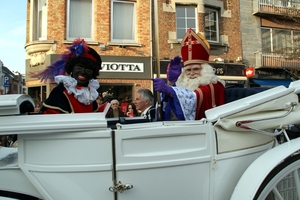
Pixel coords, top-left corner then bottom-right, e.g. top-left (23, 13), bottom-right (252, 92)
top-left (181, 28), bottom-right (210, 67)
top-left (32, 38), bottom-right (102, 82)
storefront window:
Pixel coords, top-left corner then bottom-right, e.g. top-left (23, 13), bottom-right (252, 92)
top-left (98, 84), bottom-right (133, 113)
top-left (28, 86), bottom-right (46, 102)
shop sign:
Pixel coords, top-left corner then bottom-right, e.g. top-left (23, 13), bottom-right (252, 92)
top-left (209, 63), bottom-right (245, 76)
top-left (101, 62), bottom-right (144, 72)
top-left (215, 68), bottom-right (224, 75)
top-left (246, 67), bottom-right (255, 77)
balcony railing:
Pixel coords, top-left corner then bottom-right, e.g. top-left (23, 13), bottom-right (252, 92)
top-left (253, 0), bottom-right (300, 16)
top-left (254, 52), bottom-right (300, 68)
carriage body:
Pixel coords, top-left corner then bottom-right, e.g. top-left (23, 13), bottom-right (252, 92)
top-left (1, 81), bottom-right (300, 200)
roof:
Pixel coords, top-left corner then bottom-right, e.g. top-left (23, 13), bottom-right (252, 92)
top-left (2, 65), bottom-right (15, 78)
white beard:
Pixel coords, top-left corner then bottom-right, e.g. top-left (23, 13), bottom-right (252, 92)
top-left (176, 75), bottom-right (203, 91)
top-left (176, 63), bottom-right (225, 91)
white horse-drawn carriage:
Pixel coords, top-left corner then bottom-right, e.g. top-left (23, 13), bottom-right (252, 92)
top-left (1, 81), bottom-right (300, 200)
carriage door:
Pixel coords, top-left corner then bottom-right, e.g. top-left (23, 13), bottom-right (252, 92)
top-left (111, 121), bottom-right (213, 200)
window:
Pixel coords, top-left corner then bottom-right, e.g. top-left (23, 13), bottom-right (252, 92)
top-left (31, 0), bottom-right (47, 40)
top-left (205, 8), bottom-right (219, 43)
top-left (176, 6), bottom-right (197, 40)
top-left (111, 0), bottom-right (136, 43)
top-left (261, 28), bottom-right (272, 52)
top-left (261, 28), bottom-right (300, 54)
top-left (273, 29), bottom-right (291, 52)
top-left (293, 31), bottom-right (300, 50)
top-left (67, 0), bottom-right (93, 40)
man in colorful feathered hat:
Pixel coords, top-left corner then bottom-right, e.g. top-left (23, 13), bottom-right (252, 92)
top-left (153, 29), bottom-right (225, 120)
top-left (34, 39), bottom-right (102, 114)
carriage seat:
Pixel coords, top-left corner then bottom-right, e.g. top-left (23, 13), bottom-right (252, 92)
top-left (225, 87), bottom-right (270, 103)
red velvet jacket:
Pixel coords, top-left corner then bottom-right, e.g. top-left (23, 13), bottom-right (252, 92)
top-left (42, 83), bottom-right (98, 114)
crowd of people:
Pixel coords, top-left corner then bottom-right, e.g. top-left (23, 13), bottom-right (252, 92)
top-left (31, 91), bottom-right (151, 119)
top-left (102, 88), bottom-right (155, 121)
top-left (30, 89), bottom-right (154, 120)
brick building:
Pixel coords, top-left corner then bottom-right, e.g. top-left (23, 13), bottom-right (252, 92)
top-left (25, 0), bottom-right (152, 102)
top-left (25, 0), bottom-right (247, 103)
top-left (240, 0), bottom-right (300, 87)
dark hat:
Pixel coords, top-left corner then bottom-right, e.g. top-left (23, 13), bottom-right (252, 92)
top-left (33, 39), bottom-right (102, 82)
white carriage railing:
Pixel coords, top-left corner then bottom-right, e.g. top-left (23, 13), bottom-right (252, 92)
top-left (254, 51), bottom-right (300, 68)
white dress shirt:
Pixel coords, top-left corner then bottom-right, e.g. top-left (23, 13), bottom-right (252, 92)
top-left (140, 106), bottom-right (152, 119)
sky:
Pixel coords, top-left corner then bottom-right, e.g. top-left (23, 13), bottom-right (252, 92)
top-left (0, 1), bottom-right (27, 74)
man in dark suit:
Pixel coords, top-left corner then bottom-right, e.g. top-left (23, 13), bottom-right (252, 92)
top-left (134, 88), bottom-right (156, 121)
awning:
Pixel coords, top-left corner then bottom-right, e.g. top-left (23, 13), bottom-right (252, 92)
top-left (251, 79), bottom-right (292, 87)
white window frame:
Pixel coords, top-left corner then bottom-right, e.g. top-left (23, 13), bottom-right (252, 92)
top-left (111, 0), bottom-right (136, 43)
top-left (30, 0), bottom-right (47, 41)
top-left (204, 8), bottom-right (219, 43)
top-left (67, 0), bottom-right (94, 41)
top-left (176, 5), bottom-right (197, 40)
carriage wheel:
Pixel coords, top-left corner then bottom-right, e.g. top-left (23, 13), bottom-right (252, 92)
top-left (254, 153), bottom-right (300, 200)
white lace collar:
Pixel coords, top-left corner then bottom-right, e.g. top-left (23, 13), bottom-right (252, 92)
top-left (55, 75), bottom-right (100, 105)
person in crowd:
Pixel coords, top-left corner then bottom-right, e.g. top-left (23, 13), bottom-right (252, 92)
top-left (134, 88), bottom-right (156, 121)
top-left (96, 95), bottom-right (103, 106)
top-left (126, 102), bottom-right (138, 117)
top-left (102, 91), bottom-right (112, 103)
top-left (105, 99), bottom-right (126, 118)
top-left (32, 39), bottom-right (102, 114)
top-left (152, 28), bottom-right (225, 120)
top-left (96, 95), bottom-right (109, 112)
top-left (32, 98), bottom-right (42, 113)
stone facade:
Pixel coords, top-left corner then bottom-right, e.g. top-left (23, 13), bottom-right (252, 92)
top-left (239, 0), bottom-right (262, 67)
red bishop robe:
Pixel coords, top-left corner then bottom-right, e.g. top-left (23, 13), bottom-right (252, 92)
top-left (194, 81), bottom-right (225, 120)
top-left (162, 81), bottom-right (225, 121)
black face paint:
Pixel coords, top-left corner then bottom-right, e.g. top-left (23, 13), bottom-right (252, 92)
top-left (72, 65), bottom-right (94, 87)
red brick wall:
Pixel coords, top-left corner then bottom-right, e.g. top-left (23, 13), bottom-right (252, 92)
top-left (26, 0), bottom-right (153, 97)
top-left (221, 0), bottom-right (243, 61)
top-left (157, 0), bottom-right (243, 63)
top-left (43, 0), bottom-right (152, 56)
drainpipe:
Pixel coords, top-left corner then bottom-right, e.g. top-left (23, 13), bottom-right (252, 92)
top-left (199, 0), bottom-right (205, 34)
